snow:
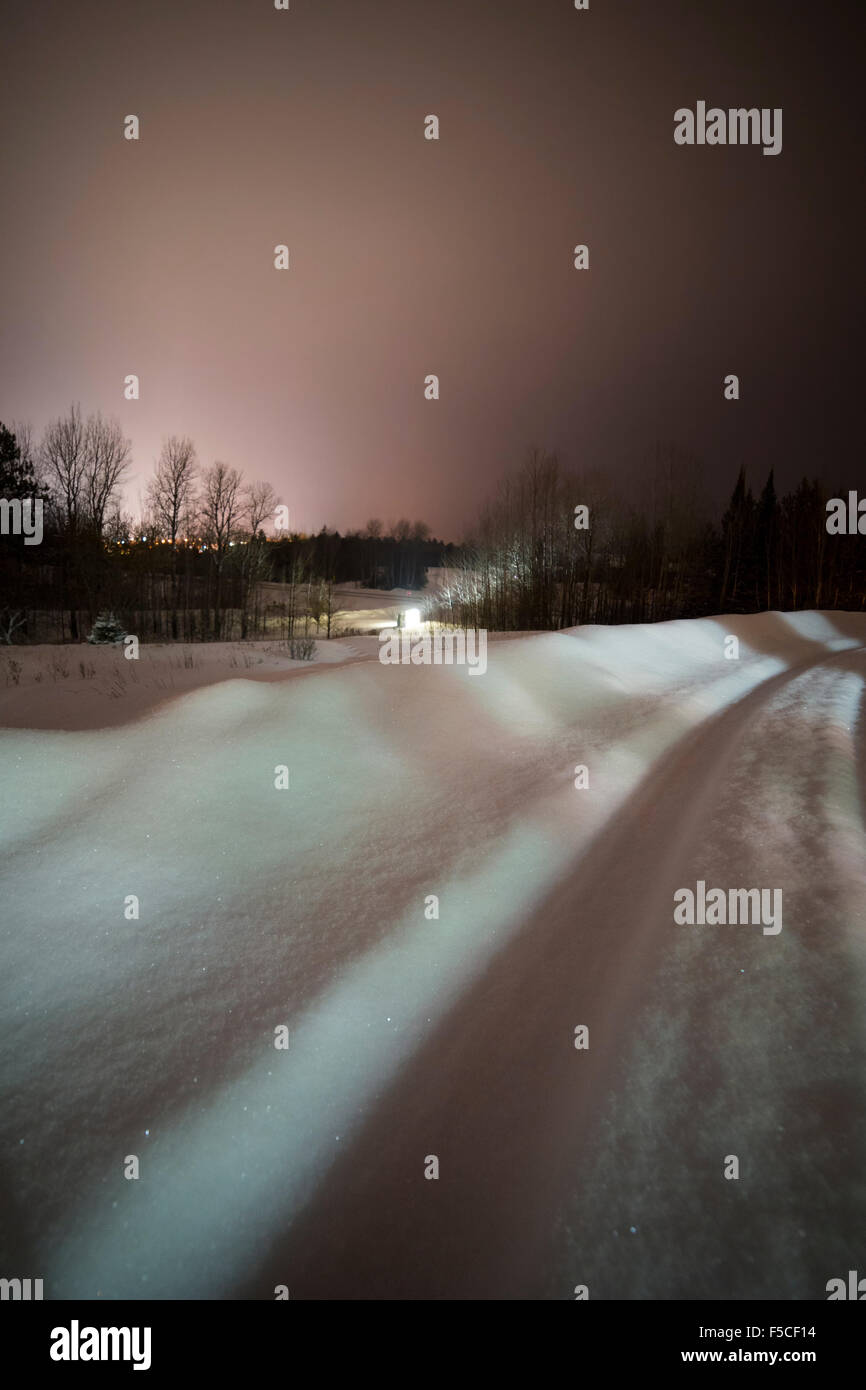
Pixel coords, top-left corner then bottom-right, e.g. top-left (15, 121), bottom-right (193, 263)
top-left (0, 638), bottom-right (362, 731)
top-left (0, 610), bottom-right (864, 1299)
top-left (259, 579), bottom-right (433, 636)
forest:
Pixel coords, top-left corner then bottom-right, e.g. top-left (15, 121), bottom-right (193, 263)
top-left (1, 412), bottom-right (863, 642)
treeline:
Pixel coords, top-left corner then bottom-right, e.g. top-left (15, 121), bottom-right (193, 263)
top-left (0, 410), bottom-right (449, 643)
top-left (269, 520), bottom-right (444, 593)
top-left (2, 412), bottom-right (863, 643)
top-left (429, 448), bottom-right (865, 631)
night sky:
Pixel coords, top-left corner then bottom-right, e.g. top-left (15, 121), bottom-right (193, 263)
top-left (0, 0), bottom-right (861, 536)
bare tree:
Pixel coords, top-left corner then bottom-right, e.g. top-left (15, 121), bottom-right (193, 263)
top-left (147, 437), bottom-right (198, 545)
top-left (145, 437), bottom-right (199, 637)
top-left (237, 480), bottom-right (279, 637)
top-left (200, 462), bottom-right (244, 548)
top-left (104, 505), bottom-right (135, 546)
top-left (199, 461), bottom-right (244, 637)
top-left (85, 412), bottom-right (131, 533)
top-left (0, 608), bottom-right (27, 644)
top-left (303, 575), bottom-right (336, 638)
top-left (40, 404), bottom-right (87, 533)
top-left (245, 480), bottom-right (279, 537)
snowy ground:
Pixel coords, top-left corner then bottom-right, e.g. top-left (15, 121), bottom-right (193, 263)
top-left (258, 578), bottom-right (434, 636)
top-left (0, 639), bottom-right (365, 731)
top-left (0, 611), bottom-right (864, 1299)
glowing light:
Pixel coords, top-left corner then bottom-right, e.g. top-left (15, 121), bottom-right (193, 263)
top-left (404, 608), bottom-right (422, 629)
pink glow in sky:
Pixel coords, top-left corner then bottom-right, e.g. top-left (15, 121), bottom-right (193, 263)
top-left (0, 0), bottom-right (860, 535)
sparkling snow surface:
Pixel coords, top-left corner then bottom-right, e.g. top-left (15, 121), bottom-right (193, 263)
top-left (1, 612), bottom-right (864, 1299)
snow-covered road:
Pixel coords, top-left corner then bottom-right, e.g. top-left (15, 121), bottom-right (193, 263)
top-left (1, 611), bottom-right (864, 1298)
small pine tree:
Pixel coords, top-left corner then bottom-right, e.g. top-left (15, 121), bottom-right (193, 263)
top-left (0, 422), bottom-right (37, 499)
top-left (87, 611), bottom-right (127, 644)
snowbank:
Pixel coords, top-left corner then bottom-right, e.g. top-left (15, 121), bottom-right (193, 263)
top-left (0, 611), bottom-right (864, 1299)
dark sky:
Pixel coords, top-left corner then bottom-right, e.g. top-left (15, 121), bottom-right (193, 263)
top-left (0, 0), bottom-right (861, 537)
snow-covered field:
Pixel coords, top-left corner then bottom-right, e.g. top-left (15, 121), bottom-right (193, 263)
top-left (1, 611), bottom-right (864, 1299)
top-left (0, 638), bottom-right (365, 731)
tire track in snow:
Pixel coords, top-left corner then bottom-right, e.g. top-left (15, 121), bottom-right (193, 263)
top-left (237, 643), bottom-right (866, 1299)
top-left (4, 623), bottom-right (863, 1298)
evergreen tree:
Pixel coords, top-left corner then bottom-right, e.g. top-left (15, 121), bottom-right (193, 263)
top-left (0, 422), bottom-right (37, 499)
top-left (719, 466), bottom-right (755, 610)
top-left (87, 611), bottom-right (127, 644)
top-left (754, 469), bottom-right (779, 609)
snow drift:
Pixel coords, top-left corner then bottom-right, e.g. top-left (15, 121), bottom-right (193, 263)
top-left (0, 611), bottom-right (864, 1299)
